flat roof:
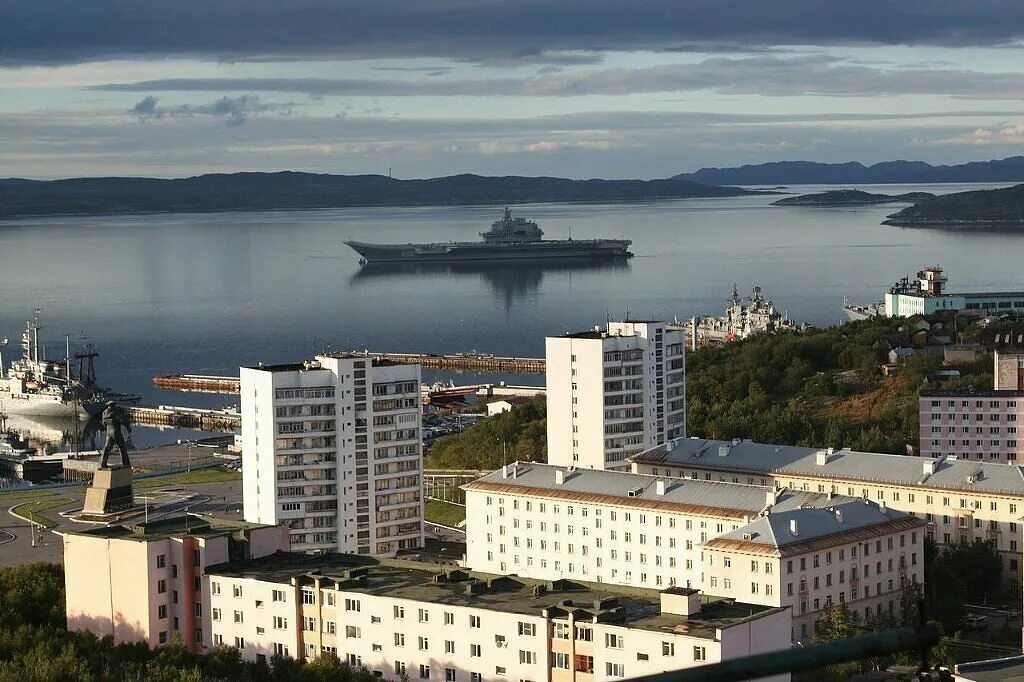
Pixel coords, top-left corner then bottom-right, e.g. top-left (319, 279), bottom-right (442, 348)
top-left (464, 462), bottom-right (842, 519)
top-left (207, 552), bottom-right (784, 639)
top-left (65, 514), bottom-right (274, 542)
top-left (954, 654), bottom-right (1024, 682)
top-left (633, 438), bottom-right (1024, 498)
top-left (921, 389), bottom-right (1024, 398)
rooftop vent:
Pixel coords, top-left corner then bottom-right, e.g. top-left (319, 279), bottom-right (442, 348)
top-left (879, 501), bottom-right (887, 514)
top-left (816, 450), bottom-right (829, 466)
top-left (718, 445), bottom-right (731, 457)
top-left (627, 485), bottom-right (644, 498)
top-left (555, 469), bottom-right (566, 485)
top-left (835, 509), bottom-right (844, 524)
top-left (923, 459), bottom-right (939, 476)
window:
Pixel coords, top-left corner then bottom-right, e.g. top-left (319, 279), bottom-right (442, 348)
top-left (605, 633), bottom-right (624, 649)
top-left (395, 633), bottom-right (406, 647)
top-left (233, 610), bottom-right (243, 624)
top-left (445, 640), bottom-right (456, 654)
top-left (419, 665), bottom-right (431, 679)
top-left (233, 585), bottom-right (243, 598)
top-left (469, 615), bottom-right (481, 628)
top-left (444, 611), bottom-right (455, 625)
top-left (662, 642), bottom-right (675, 657)
top-left (158, 605), bottom-right (168, 619)
top-left (606, 663), bottom-right (625, 677)
top-left (346, 626), bottom-right (360, 638)
top-left (345, 598), bottom-right (361, 612)
top-left (303, 616), bottom-right (316, 631)
top-left (553, 653), bottom-right (570, 670)
top-left (693, 646), bottom-right (706, 661)
top-left (272, 616), bottom-right (287, 630)
top-left (158, 631), bottom-right (168, 644)
top-left (273, 643), bottom-right (289, 657)
top-left (518, 622), bottom-right (536, 636)
top-left (470, 674), bottom-right (482, 682)
top-left (211, 582), bottom-right (221, 596)
top-left (394, 605), bottom-right (405, 619)
top-left (234, 636), bottom-right (244, 649)
top-left (419, 608), bottom-right (430, 623)
top-left (273, 589), bottom-right (288, 603)
top-left (519, 651), bottom-right (537, 665)
top-left (470, 644), bottom-right (482, 657)
top-left (156, 554), bottom-right (166, 568)
top-left (396, 662), bottom-right (408, 676)
top-left (418, 636), bottom-right (429, 651)
top-left (157, 579), bottom-right (167, 594)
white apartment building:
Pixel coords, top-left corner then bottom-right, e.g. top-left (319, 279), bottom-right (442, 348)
top-left (463, 462), bottom-right (849, 592)
top-left (206, 553), bottom-right (792, 682)
top-left (61, 515), bottom-right (287, 653)
top-left (631, 438), bottom-right (1024, 594)
top-left (546, 321), bottom-right (685, 470)
top-left (241, 354), bottom-right (423, 556)
top-left (703, 499), bottom-right (925, 641)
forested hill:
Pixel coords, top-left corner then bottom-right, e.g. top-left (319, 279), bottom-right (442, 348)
top-left (673, 156), bottom-right (1024, 186)
top-left (883, 183), bottom-right (1024, 227)
top-left (0, 172), bottom-right (755, 219)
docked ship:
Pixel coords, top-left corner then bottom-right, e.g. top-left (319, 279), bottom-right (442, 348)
top-left (0, 315), bottom-right (135, 417)
top-left (842, 297), bottom-right (884, 322)
top-left (687, 285), bottom-right (803, 348)
top-left (345, 207), bottom-right (632, 263)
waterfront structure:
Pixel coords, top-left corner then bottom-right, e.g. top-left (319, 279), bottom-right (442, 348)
top-left (345, 207), bottom-right (632, 264)
top-left (545, 321), bottom-right (685, 470)
top-left (240, 355), bottom-right (423, 555)
top-left (61, 515), bottom-right (286, 652)
top-left (631, 438), bottom-right (1024, 594)
top-left (920, 350), bottom-right (1024, 464)
top-left (702, 499), bottom-right (924, 641)
top-left (884, 265), bottom-right (1024, 318)
top-left (205, 552), bottom-right (792, 681)
top-left (688, 285), bottom-right (801, 349)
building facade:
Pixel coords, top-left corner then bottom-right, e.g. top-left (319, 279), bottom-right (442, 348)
top-left (241, 355), bottom-right (423, 555)
top-left (631, 438), bottom-right (1024, 595)
top-left (920, 390), bottom-right (1024, 463)
top-left (545, 321), bottom-right (685, 471)
top-left (702, 500), bottom-right (925, 641)
top-left (206, 553), bottom-right (792, 682)
top-left (61, 515), bottom-right (287, 652)
top-left (883, 266), bottom-right (1024, 318)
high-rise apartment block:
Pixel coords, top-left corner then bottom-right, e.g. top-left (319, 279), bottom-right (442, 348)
top-left (546, 321), bottom-right (685, 470)
top-left (240, 355), bottom-right (423, 556)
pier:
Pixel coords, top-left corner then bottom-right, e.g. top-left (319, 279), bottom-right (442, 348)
top-left (344, 350), bottom-right (545, 374)
top-left (153, 374), bottom-right (241, 394)
top-left (128, 405), bottom-right (241, 432)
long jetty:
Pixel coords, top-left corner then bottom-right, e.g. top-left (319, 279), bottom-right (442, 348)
top-left (344, 350), bottom-right (545, 374)
top-left (129, 405), bottom-right (241, 432)
top-left (154, 374), bottom-right (241, 394)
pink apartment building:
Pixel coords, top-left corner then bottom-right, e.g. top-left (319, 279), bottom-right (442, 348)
top-left (61, 515), bottom-right (287, 652)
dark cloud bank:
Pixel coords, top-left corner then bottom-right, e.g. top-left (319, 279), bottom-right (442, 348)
top-left (4, 1), bottom-right (1024, 65)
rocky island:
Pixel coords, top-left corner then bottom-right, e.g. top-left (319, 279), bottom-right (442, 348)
top-left (883, 183), bottom-right (1024, 228)
top-left (772, 189), bottom-right (935, 206)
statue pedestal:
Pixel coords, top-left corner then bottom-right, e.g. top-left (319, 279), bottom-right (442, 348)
top-left (83, 467), bottom-right (134, 515)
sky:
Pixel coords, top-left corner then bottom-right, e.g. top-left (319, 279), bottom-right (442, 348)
top-left (3, 1), bottom-right (1024, 179)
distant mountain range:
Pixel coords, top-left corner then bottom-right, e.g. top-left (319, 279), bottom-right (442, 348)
top-left (674, 156), bottom-right (1024, 186)
top-left (0, 172), bottom-right (755, 220)
top-left (884, 183), bottom-right (1024, 228)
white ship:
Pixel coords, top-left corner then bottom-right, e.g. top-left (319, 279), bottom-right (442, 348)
top-left (0, 315), bottom-right (131, 417)
top-left (688, 285), bottom-right (803, 347)
top-left (842, 297), bottom-right (884, 322)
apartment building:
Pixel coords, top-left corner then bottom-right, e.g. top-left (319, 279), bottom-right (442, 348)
top-left (631, 438), bottom-right (1024, 593)
top-left (546, 321), bottom-right (685, 470)
top-left (61, 515), bottom-right (286, 652)
top-left (463, 462), bottom-right (850, 592)
top-left (703, 499), bottom-right (925, 641)
top-left (996, 350), bottom-right (1024, 390)
top-left (241, 354), bottom-right (423, 556)
top-left (205, 552), bottom-right (792, 682)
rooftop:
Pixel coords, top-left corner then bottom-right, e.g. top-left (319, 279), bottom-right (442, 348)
top-left (633, 438), bottom-right (1024, 498)
top-left (921, 389), bottom-right (1024, 398)
top-left (207, 552), bottom-right (783, 639)
top-left (65, 514), bottom-right (273, 542)
top-left (954, 654), bottom-right (1024, 682)
top-left (464, 462), bottom-right (843, 519)
top-left (706, 499), bottom-right (924, 557)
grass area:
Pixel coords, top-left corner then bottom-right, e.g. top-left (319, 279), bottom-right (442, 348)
top-left (424, 500), bottom-right (466, 528)
top-left (10, 497), bottom-right (72, 529)
top-left (135, 467), bottom-right (241, 489)
top-left (0, 489), bottom-right (57, 504)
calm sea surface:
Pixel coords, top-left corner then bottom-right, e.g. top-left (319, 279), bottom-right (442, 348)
top-left (0, 181), bottom-right (1020, 447)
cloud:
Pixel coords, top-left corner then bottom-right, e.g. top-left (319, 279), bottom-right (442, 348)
top-left (97, 55), bottom-right (1024, 100)
top-left (4, 1), bottom-right (1024, 65)
top-left (129, 94), bottom-right (291, 125)
top-left (932, 122), bottom-right (1024, 146)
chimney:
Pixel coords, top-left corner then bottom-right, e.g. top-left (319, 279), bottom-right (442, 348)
top-left (765, 488), bottom-right (778, 507)
top-left (655, 480), bottom-right (666, 496)
top-left (789, 519), bottom-right (799, 537)
top-left (512, 463), bottom-right (519, 479)
top-left (879, 501), bottom-right (887, 514)
top-left (502, 464), bottom-right (510, 479)
top-left (555, 469), bottom-right (565, 485)
top-left (923, 458), bottom-right (938, 476)
top-left (815, 450), bottom-right (828, 466)
top-left (718, 445), bottom-right (731, 457)
top-left (835, 509), bottom-right (843, 524)
top-left (661, 588), bottom-right (701, 617)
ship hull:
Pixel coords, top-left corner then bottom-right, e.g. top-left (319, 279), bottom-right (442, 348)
top-left (345, 239), bottom-right (632, 263)
top-left (0, 397), bottom-right (100, 418)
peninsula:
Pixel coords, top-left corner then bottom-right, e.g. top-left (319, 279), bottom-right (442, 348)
top-left (0, 172), bottom-right (756, 220)
top-left (773, 189), bottom-right (934, 207)
top-left (883, 183), bottom-right (1024, 228)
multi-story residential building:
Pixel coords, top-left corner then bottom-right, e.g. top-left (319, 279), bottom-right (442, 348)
top-left (241, 354), bottom-right (423, 556)
top-left (703, 499), bottom-right (925, 641)
top-left (206, 552), bottom-right (792, 682)
top-left (545, 321), bottom-right (685, 470)
top-left (61, 515), bottom-right (287, 652)
top-left (630, 438), bottom-right (1024, 594)
top-left (920, 390), bottom-right (1024, 463)
top-left (463, 462), bottom-right (850, 592)
top-left (996, 350), bottom-right (1024, 390)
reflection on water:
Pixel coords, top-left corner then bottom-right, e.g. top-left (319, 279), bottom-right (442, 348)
top-left (1, 413), bottom-right (103, 454)
top-left (350, 258), bottom-right (632, 311)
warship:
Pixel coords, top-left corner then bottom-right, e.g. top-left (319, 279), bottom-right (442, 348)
top-left (687, 285), bottom-right (803, 347)
top-left (0, 315), bottom-right (134, 417)
top-left (345, 207), bottom-right (632, 263)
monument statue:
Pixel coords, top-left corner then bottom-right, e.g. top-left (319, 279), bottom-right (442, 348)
top-left (99, 402), bottom-right (132, 469)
